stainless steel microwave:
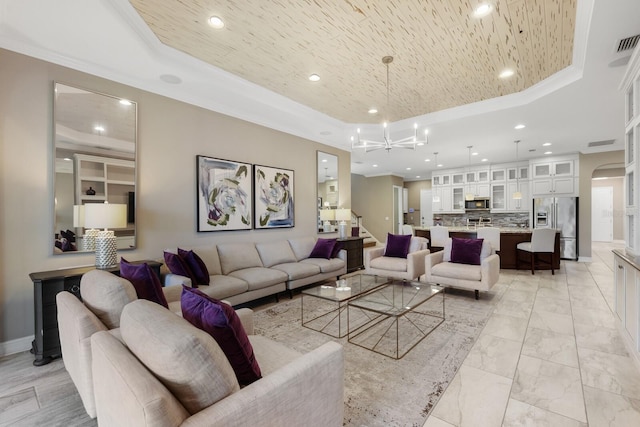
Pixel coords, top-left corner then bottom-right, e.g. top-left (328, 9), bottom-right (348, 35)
top-left (464, 198), bottom-right (490, 211)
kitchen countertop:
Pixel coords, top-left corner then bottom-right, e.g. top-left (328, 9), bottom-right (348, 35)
top-left (414, 226), bottom-right (547, 234)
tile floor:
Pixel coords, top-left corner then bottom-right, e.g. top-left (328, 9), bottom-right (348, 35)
top-left (1, 242), bottom-right (640, 426)
top-left (425, 241), bottom-right (640, 427)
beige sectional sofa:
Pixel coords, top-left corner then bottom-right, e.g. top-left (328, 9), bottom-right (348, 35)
top-left (91, 299), bottom-right (344, 426)
top-left (364, 236), bottom-right (430, 281)
top-left (164, 237), bottom-right (346, 303)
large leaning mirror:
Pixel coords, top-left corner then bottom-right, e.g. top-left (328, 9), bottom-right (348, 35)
top-left (317, 151), bottom-right (338, 233)
top-left (53, 82), bottom-right (137, 254)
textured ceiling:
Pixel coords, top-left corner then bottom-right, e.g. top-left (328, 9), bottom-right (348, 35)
top-left (129, 0), bottom-right (577, 124)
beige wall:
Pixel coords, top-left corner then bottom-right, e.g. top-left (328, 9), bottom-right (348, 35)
top-left (351, 174), bottom-right (403, 241)
top-left (578, 151), bottom-right (625, 259)
top-left (0, 49), bottom-right (350, 350)
top-left (591, 176), bottom-right (624, 241)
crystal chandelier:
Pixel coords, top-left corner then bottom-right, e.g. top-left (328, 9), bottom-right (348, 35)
top-left (351, 56), bottom-right (429, 153)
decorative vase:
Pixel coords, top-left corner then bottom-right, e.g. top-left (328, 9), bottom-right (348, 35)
top-left (86, 187), bottom-right (96, 195)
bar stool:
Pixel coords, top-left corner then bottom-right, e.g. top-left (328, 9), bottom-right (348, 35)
top-left (429, 226), bottom-right (449, 252)
top-left (516, 228), bottom-right (556, 275)
top-left (477, 227), bottom-right (500, 255)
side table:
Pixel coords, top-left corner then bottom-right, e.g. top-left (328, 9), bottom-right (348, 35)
top-left (338, 237), bottom-right (364, 273)
top-left (29, 260), bottom-right (162, 366)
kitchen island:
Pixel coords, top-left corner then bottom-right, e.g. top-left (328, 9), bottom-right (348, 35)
top-left (414, 226), bottom-right (560, 270)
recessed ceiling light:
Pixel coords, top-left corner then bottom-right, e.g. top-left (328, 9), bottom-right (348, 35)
top-left (308, 74), bottom-right (320, 82)
top-left (416, 175), bottom-right (421, 178)
top-left (373, 164), bottom-right (378, 168)
top-left (119, 99), bottom-right (132, 106)
top-left (368, 108), bottom-right (378, 114)
top-left (472, 152), bottom-right (479, 156)
top-left (544, 151), bottom-right (552, 155)
top-left (473, 3), bottom-right (492, 17)
top-left (543, 142), bottom-right (552, 146)
top-left (514, 124), bottom-right (525, 130)
top-left (437, 163), bottom-right (443, 167)
top-left (417, 142), bottom-right (425, 146)
top-left (319, 130), bottom-right (331, 136)
top-left (160, 74), bottom-right (182, 84)
top-left (63, 157), bottom-right (72, 161)
top-left (481, 158), bottom-right (488, 162)
top-left (94, 125), bottom-right (105, 132)
top-left (499, 69), bottom-right (515, 79)
top-left (425, 158), bottom-right (431, 162)
top-left (322, 159), bottom-right (327, 163)
top-left (208, 16), bottom-right (225, 29)
top-left (406, 167), bottom-right (412, 170)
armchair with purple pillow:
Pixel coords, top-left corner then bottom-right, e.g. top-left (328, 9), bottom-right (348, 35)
top-left (364, 234), bottom-right (430, 281)
top-left (424, 237), bottom-right (500, 299)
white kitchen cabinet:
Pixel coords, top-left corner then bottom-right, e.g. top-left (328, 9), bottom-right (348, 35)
top-left (507, 166), bottom-right (529, 181)
top-left (452, 173), bottom-right (464, 185)
top-left (532, 160), bottom-right (573, 179)
top-left (490, 183), bottom-right (506, 211)
top-left (614, 252), bottom-right (639, 355)
top-left (432, 187), bottom-right (452, 213)
top-left (465, 183), bottom-right (490, 198)
top-left (507, 181), bottom-right (530, 212)
top-left (491, 168), bottom-right (506, 181)
top-left (451, 186), bottom-right (465, 212)
top-left (531, 176), bottom-right (574, 195)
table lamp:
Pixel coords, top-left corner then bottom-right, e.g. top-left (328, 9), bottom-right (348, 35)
top-left (84, 202), bottom-right (127, 268)
top-left (73, 204), bottom-right (97, 251)
top-left (335, 208), bottom-right (351, 239)
top-left (320, 209), bottom-right (335, 232)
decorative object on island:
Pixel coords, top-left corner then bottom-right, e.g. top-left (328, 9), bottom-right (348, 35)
top-left (254, 164), bottom-right (294, 229)
top-left (197, 155), bottom-right (252, 232)
top-left (513, 140), bottom-right (522, 200)
top-left (335, 208), bottom-right (351, 239)
top-left (320, 208), bottom-right (335, 232)
top-left (350, 56), bottom-right (429, 153)
top-left (84, 202), bottom-right (127, 268)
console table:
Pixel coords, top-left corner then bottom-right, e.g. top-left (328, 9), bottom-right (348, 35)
top-left (29, 260), bottom-right (162, 366)
top-left (338, 237), bottom-right (364, 273)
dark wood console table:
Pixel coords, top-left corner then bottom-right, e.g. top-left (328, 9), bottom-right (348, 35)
top-left (29, 260), bottom-right (162, 366)
top-left (338, 237), bottom-right (365, 273)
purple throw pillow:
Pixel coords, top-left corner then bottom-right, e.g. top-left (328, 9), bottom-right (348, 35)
top-left (331, 240), bottom-right (344, 258)
top-left (164, 251), bottom-right (197, 288)
top-left (450, 238), bottom-right (484, 265)
top-left (177, 248), bottom-right (210, 286)
top-left (119, 258), bottom-right (168, 308)
top-left (180, 286), bottom-right (261, 385)
top-left (309, 238), bottom-right (337, 259)
top-left (384, 233), bottom-right (412, 258)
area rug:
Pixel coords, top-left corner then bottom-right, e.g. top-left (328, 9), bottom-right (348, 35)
top-left (253, 286), bottom-right (503, 427)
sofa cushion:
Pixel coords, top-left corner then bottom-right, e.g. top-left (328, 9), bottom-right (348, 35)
top-left (164, 251), bottom-right (197, 287)
top-left (181, 287), bottom-right (261, 386)
top-left (120, 300), bottom-right (240, 415)
top-left (178, 248), bottom-right (210, 286)
top-left (229, 267), bottom-right (287, 291)
top-left (217, 243), bottom-right (263, 275)
top-left (288, 237), bottom-right (317, 261)
top-left (384, 233), bottom-right (412, 258)
top-left (370, 256), bottom-right (408, 272)
top-left (301, 257), bottom-right (345, 273)
top-left (120, 259), bottom-right (169, 308)
top-left (175, 245), bottom-right (223, 276)
top-left (309, 238), bottom-right (337, 259)
top-left (255, 241), bottom-right (297, 267)
top-left (80, 269), bottom-right (138, 330)
top-left (432, 262), bottom-right (482, 281)
top-left (450, 238), bottom-right (483, 265)
top-left (271, 262), bottom-right (320, 280)
top-left (197, 275), bottom-right (249, 300)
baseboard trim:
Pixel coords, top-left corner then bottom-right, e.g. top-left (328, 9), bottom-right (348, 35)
top-left (578, 256), bottom-right (592, 263)
top-left (0, 335), bottom-right (34, 358)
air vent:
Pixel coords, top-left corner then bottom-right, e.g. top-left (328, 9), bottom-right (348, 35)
top-left (588, 139), bottom-right (615, 147)
top-left (617, 35), bottom-right (640, 53)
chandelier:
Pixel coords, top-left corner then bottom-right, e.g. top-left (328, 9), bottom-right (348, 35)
top-left (351, 56), bottom-right (429, 153)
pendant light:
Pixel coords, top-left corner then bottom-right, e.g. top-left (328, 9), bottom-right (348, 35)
top-left (513, 140), bottom-right (522, 200)
top-left (432, 152), bottom-right (441, 202)
top-left (465, 146), bottom-right (474, 201)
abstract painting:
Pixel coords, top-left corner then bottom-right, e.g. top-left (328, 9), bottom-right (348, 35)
top-left (197, 155), bottom-right (252, 231)
top-left (254, 165), bottom-right (294, 228)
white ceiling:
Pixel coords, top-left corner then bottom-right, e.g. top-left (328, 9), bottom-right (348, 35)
top-left (0, 0), bottom-right (638, 180)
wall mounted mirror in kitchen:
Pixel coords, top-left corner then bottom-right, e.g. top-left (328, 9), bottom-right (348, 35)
top-left (53, 82), bottom-right (137, 255)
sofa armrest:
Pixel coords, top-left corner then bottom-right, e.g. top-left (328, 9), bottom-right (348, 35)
top-left (481, 254), bottom-right (500, 287)
top-left (364, 247), bottom-right (385, 269)
top-left (181, 341), bottom-right (344, 427)
top-left (425, 251), bottom-right (444, 279)
top-left (162, 283), bottom-right (184, 304)
top-left (235, 308), bottom-right (254, 335)
top-left (406, 248), bottom-right (431, 280)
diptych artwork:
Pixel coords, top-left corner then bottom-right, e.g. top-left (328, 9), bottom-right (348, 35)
top-left (197, 156), bottom-right (252, 231)
top-left (254, 165), bottom-right (295, 229)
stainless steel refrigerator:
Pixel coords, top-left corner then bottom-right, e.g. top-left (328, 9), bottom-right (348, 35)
top-left (533, 197), bottom-right (578, 260)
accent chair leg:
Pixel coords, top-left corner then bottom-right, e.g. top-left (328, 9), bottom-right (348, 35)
top-left (289, 289), bottom-right (294, 299)
top-left (530, 253), bottom-right (535, 275)
top-left (474, 290), bottom-right (479, 300)
top-left (275, 293), bottom-right (280, 303)
top-left (550, 253), bottom-right (555, 275)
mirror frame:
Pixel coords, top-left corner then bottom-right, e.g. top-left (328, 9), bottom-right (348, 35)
top-left (317, 151), bottom-right (338, 234)
top-left (53, 82), bottom-right (138, 255)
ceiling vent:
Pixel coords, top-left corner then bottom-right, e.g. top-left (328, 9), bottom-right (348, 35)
top-left (588, 139), bottom-right (616, 147)
top-left (617, 35), bottom-right (640, 53)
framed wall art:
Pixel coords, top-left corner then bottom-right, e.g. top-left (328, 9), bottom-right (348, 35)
top-left (197, 155), bottom-right (252, 231)
top-left (254, 164), bottom-right (294, 229)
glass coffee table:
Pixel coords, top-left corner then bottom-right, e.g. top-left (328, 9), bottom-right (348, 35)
top-left (347, 279), bottom-right (445, 359)
top-left (301, 274), bottom-right (390, 338)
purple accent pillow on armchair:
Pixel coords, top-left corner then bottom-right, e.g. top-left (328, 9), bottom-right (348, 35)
top-left (384, 233), bottom-right (412, 258)
top-left (177, 248), bottom-right (210, 286)
top-left (164, 251), bottom-right (197, 287)
top-left (181, 286), bottom-right (261, 385)
top-left (309, 238), bottom-right (337, 259)
top-left (450, 238), bottom-right (484, 265)
top-left (119, 258), bottom-right (168, 308)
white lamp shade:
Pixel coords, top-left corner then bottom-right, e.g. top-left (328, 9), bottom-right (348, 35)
top-left (84, 203), bottom-right (127, 229)
top-left (512, 191), bottom-right (523, 200)
top-left (335, 209), bottom-right (351, 222)
top-left (73, 205), bottom-right (85, 227)
top-left (320, 209), bottom-right (335, 221)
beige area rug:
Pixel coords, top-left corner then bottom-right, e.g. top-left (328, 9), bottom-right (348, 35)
top-left (253, 285), bottom-right (502, 427)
